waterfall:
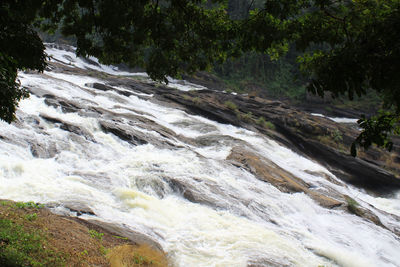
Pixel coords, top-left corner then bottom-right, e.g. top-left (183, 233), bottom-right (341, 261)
top-left (0, 45), bottom-right (399, 267)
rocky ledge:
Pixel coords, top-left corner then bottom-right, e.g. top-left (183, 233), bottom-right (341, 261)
top-left (96, 69), bottom-right (400, 194)
top-left (25, 61), bottom-right (400, 237)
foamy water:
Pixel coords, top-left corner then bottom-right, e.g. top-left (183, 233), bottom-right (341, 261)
top-left (0, 46), bottom-right (399, 266)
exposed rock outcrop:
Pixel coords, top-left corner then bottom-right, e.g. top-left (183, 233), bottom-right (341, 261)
top-left (34, 61), bottom-right (400, 233)
top-left (227, 147), bottom-right (342, 209)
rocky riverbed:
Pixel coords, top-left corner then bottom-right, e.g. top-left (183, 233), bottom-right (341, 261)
top-left (25, 55), bottom-right (399, 235)
top-left (1, 44), bottom-right (399, 266)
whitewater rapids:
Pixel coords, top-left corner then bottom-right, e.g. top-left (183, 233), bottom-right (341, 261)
top-left (0, 45), bottom-right (399, 266)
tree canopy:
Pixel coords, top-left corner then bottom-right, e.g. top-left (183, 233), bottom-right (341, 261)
top-left (1, 0), bottom-right (399, 155)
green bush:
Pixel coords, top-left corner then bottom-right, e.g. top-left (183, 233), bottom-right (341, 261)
top-left (331, 129), bottom-right (343, 143)
top-left (224, 101), bottom-right (238, 111)
top-left (257, 116), bottom-right (275, 130)
top-left (239, 112), bottom-right (253, 122)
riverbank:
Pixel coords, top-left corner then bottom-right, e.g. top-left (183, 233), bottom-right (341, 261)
top-left (0, 200), bottom-right (169, 266)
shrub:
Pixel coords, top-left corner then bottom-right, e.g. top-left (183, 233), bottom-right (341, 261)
top-left (257, 116), bottom-right (275, 130)
top-left (331, 129), bottom-right (343, 143)
top-left (224, 100), bottom-right (237, 111)
top-left (240, 111), bottom-right (253, 122)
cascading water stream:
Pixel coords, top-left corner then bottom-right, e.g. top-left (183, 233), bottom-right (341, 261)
top-left (0, 45), bottom-right (399, 266)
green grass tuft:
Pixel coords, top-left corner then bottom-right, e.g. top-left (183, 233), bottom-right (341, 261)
top-left (15, 201), bottom-right (44, 209)
top-left (224, 101), bottom-right (238, 111)
top-left (257, 116), bottom-right (275, 130)
top-left (0, 219), bottom-right (65, 266)
top-left (89, 229), bottom-right (104, 241)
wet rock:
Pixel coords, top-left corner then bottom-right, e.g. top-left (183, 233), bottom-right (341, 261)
top-left (85, 82), bottom-right (114, 91)
top-left (344, 196), bottom-right (384, 228)
top-left (30, 142), bottom-right (58, 158)
top-left (39, 113), bottom-right (64, 124)
top-left (84, 219), bottom-right (164, 252)
top-left (60, 123), bottom-right (95, 142)
top-left (167, 178), bottom-right (226, 209)
top-left (99, 120), bottom-right (149, 146)
top-left (293, 137), bottom-right (400, 194)
top-left (82, 57), bottom-right (101, 67)
top-left (144, 85), bottom-right (400, 193)
top-left (227, 147), bottom-right (307, 193)
top-left (85, 82), bottom-right (136, 98)
top-left (40, 113), bottom-right (95, 142)
top-left (44, 96), bottom-right (82, 113)
top-left (304, 170), bottom-right (345, 186)
top-left (63, 202), bottom-right (96, 216)
top-left (247, 258), bottom-right (289, 267)
top-left (227, 147), bottom-right (342, 209)
top-left (194, 134), bottom-right (241, 147)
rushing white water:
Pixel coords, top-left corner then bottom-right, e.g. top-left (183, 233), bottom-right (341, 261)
top-left (1, 46), bottom-right (400, 266)
top-left (311, 113), bottom-right (359, 124)
top-left (46, 44), bottom-right (206, 92)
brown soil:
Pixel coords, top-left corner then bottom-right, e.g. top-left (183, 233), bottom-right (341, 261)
top-left (0, 200), bottom-right (169, 267)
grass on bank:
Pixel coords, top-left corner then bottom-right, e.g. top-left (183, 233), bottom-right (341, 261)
top-left (0, 200), bottom-right (168, 267)
top-left (0, 201), bottom-right (66, 266)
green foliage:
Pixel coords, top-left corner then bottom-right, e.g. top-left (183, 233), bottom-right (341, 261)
top-left (192, 97), bottom-right (201, 105)
top-left (132, 253), bottom-right (154, 265)
top-left (224, 100), bottom-right (238, 111)
top-left (182, 95), bottom-right (192, 101)
top-left (89, 229), bottom-right (104, 241)
top-left (25, 213), bottom-right (38, 222)
top-left (256, 116), bottom-right (275, 130)
top-left (240, 111), bottom-right (253, 122)
top-left (80, 249), bottom-right (88, 257)
top-left (264, 121), bottom-right (275, 130)
top-left (15, 201), bottom-right (44, 209)
top-left (346, 197), bottom-right (361, 215)
top-left (213, 50), bottom-right (307, 100)
top-left (88, 229), bottom-right (109, 256)
top-left (99, 245), bottom-right (108, 256)
top-left (240, 0), bottom-right (400, 153)
top-left (0, 53), bottom-right (30, 123)
top-left (0, 0), bottom-right (48, 123)
top-left (0, 219), bottom-right (65, 266)
top-left (331, 129), bottom-right (343, 144)
top-left (44, 0), bottom-right (234, 83)
top-left (351, 112), bottom-right (400, 156)
top-left (112, 235), bottom-right (129, 240)
top-left (1, 0), bottom-right (234, 122)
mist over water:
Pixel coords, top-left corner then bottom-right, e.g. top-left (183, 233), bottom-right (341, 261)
top-left (0, 46), bottom-right (399, 266)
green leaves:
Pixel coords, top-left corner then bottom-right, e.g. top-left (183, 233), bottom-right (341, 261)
top-left (0, 0), bottom-right (46, 122)
top-left (51, 0), bottom-right (235, 82)
top-left (245, 0), bottom-right (400, 155)
top-left (351, 112), bottom-right (400, 156)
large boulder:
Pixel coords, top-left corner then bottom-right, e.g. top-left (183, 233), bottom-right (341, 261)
top-left (227, 146), bottom-right (343, 209)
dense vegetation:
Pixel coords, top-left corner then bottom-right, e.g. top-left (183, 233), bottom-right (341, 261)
top-left (213, 49), bottom-right (308, 101)
top-left (0, 0), bottom-right (399, 155)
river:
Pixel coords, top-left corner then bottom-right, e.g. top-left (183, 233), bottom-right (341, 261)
top-left (0, 45), bottom-right (399, 266)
